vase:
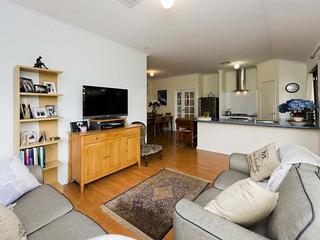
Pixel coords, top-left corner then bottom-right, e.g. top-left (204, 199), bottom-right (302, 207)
top-left (290, 112), bottom-right (305, 122)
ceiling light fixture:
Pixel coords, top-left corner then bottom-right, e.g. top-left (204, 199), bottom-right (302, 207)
top-left (161, 0), bottom-right (174, 9)
top-left (149, 72), bottom-right (155, 77)
top-left (234, 63), bottom-right (240, 69)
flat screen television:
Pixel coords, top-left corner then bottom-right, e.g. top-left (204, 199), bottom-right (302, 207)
top-left (82, 85), bottom-right (128, 118)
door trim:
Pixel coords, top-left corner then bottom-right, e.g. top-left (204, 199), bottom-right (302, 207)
top-left (173, 88), bottom-right (198, 131)
top-left (258, 80), bottom-right (276, 120)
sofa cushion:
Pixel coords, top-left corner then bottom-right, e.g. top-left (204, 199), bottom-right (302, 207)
top-left (14, 184), bottom-right (73, 235)
top-left (0, 204), bottom-right (27, 240)
top-left (28, 211), bottom-right (106, 240)
top-left (0, 158), bottom-right (40, 206)
top-left (267, 166), bottom-right (320, 239)
top-left (194, 187), bottom-right (221, 207)
top-left (205, 178), bottom-right (278, 227)
top-left (214, 170), bottom-right (248, 190)
top-left (247, 143), bottom-right (280, 181)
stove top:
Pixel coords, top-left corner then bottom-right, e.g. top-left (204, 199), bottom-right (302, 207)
top-left (231, 113), bottom-right (250, 117)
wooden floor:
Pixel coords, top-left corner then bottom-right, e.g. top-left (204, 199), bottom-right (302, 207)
top-left (63, 132), bottom-right (229, 240)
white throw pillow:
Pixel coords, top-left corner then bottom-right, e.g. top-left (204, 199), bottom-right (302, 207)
top-left (247, 143), bottom-right (280, 181)
top-left (204, 178), bottom-right (279, 226)
top-left (0, 204), bottom-right (27, 240)
top-left (0, 158), bottom-right (40, 206)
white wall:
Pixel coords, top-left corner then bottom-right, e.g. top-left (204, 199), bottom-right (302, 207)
top-left (257, 59), bottom-right (307, 120)
top-left (219, 68), bottom-right (258, 115)
top-left (148, 73), bottom-right (220, 115)
top-left (202, 73), bottom-right (219, 97)
top-left (0, 1), bottom-right (147, 184)
top-left (148, 74), bottom-right (202, 115)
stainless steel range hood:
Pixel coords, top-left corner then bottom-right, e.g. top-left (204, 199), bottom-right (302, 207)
top-left (234, 68), bottom-right (249, 93)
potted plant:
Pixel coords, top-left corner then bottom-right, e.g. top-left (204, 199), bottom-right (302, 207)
top-left (278, 99), bottom-right (316, 123)
top-left (149, 100), bottom-right (161, 113)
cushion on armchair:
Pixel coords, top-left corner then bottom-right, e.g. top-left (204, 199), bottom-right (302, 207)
top-left (0, 158), bottom-right (40, 206)
top-left (247, 143), bottom-right (280, 181)
top-left (204, 178), bottom-right (279, 226)
top-left (0, 204), bottom-right (27, 240)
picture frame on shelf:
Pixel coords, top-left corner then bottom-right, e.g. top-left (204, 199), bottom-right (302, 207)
top-left (39, 131), bottom-right (48, 142)
top-left (45, 105), bottom-right (57, 117)
top-left (44, 81), bottom-right (56, 94)
top-left (34, 84), bottom-right (48, 93)
top-left (20, 131), bottom-right (37, 146)
top-left (20, 103), bottom-right (33, 119)
top-left (20, 77), bottom-right (35, 93)
top-left (33, 107), bottom-right (47, 119)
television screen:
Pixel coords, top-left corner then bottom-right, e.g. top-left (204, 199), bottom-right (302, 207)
top-left (83, 85), bottom-right (128, 118)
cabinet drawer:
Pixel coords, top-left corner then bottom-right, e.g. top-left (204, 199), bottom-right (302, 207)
top-left (106, 131), bottom-right (122, 139)
top-left (83, 133), bottom-right (106, 144)
top-left (122, 128), bottom-right (139, 136)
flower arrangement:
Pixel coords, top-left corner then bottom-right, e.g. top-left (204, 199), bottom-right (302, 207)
top-left (278, 99), bottom-right (316, 114)
top-left (149, 100), bottom-right (161, 113)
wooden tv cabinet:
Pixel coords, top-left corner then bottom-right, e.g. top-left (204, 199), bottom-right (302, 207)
top-left (69, 125), bottom-right (140, 193)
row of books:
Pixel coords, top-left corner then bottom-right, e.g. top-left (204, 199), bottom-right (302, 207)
top-left (19, 147), bottom-right (46, 168)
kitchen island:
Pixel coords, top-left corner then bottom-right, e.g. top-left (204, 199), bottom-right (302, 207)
top-left (196, 119), bottom-right (320, 155)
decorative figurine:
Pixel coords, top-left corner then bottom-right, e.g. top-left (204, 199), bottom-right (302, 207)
top-left (33, 56), bottom-right (48, 69)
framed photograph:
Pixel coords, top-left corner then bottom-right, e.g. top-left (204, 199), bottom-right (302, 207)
top-left (39, 131), bottom-right (48, 142)
top-left (70, 121), bottom-right (89, 133)
top-left (158, 90), bottom-right (167, 105)
top-left (34, 84), bottom-right (48, 93)
top-left (20, 131), bottom-right (37, 145)
top-left (33, 107), bottom-right (47, 119)
top-left (46, 105), bottom-right (57, 117)
top-left (44, 81), bottom-right (56, 94)
top-left (20, 77), bottom-right (35, 93)
top-left (20, 104), bottom-right (33, 119)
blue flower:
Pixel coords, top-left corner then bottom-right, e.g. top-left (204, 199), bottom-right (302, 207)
top-left (278, 99), bottom-right (316, 113)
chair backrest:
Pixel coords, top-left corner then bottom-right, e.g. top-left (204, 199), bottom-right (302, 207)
top-left (131, 121), bottom-right (147, 145)
top-left (164, 114), bottom-right (171, 121)
top-left (155, 114), bottom-right (163, 124)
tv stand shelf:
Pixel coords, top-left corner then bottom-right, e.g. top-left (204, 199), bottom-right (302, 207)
top-left (69, 125), bottom-right (141, 193)
top-left (90, 118), bottom-right (125, 123)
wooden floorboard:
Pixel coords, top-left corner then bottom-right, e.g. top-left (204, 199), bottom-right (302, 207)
top-left (63, 132), bottom-right (229, 239)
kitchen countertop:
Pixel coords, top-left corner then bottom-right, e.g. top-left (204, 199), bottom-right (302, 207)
top-left (196, 119), bottom-right (320, 130)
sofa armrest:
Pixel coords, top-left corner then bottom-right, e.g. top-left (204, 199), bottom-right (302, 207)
top-left (174, 199), bottom-right (269, 240)
top-left (229, 153), bottom-right (249, 174)
top-left (27, 165), bottom-right (44, 184)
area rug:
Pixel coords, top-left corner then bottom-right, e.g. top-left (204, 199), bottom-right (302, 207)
top-left (101, 168), bottom-right (209, 240)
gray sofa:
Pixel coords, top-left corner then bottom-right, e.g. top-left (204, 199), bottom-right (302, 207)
top-left (13, 165), bottom-right (106, 240)
top-left (174, 153), bottom-right (320, 240)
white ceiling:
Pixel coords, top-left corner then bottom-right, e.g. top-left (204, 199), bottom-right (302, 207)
top-left (7, 0), bottom-right (320, 78)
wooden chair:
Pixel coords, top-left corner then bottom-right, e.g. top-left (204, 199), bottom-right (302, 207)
top-left (175, 117), bottom-right (196, 148)
top-left (131, 121), bottom-right (163, 166)
top-left (162, 113), bottom-right (171, 131)
top-left (154, 114), bottom-right (163, 136)
top-left (147, 112), bottom-right (155, 134)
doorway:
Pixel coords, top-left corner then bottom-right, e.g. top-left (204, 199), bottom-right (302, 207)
top-left (174, 89), bottom-right (197, 125)
top-left (259, 80), bottom-right (276, 120)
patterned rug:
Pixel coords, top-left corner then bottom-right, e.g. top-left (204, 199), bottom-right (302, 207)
top-left (101, 168), bottom-right (209, 240)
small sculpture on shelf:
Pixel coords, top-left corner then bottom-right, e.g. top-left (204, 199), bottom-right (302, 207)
top-left (33, 56), bottom-right (48, 69)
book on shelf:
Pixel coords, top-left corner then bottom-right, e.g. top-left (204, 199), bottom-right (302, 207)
top-left (19, 146), bottom-right (46, 168)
